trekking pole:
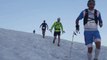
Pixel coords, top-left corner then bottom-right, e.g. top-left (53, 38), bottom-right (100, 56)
top-left (68, 31), bottom-right (76, 59)
top-left (71, 31), bottom-right (76, 44)
top-left (71, 30), bottom-right (80, 44)
top-left (69, 31), bottom-right (80, 60)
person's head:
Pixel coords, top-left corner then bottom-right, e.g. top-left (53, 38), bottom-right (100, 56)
top-left (57, 18), bottom-right (60, 22)
top-left (87, 0), bottom-right (95, 10)
top-left (43, 20), bottom-right (45, 23)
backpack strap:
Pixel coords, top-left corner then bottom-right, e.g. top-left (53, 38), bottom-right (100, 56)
top-left (94, 9), bottom-right (98, 24)
top-left (84, 9), bottom-right (88, 25)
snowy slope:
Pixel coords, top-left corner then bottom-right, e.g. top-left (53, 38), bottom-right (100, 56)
top-left (0, 28), bottom-right (107, 60)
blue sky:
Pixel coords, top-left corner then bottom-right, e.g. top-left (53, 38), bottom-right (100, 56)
top-left (0, 0), bottom-right (107, 46)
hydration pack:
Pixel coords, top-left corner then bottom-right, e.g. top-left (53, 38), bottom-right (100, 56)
top-left (84, 9), bottom-right (98, 25)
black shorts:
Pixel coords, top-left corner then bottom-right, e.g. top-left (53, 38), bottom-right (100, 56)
top-left (42, 29), bottom-right (46, 31)
top-left (54, 32), bottom-right (60, 36)
top-left (42, 29), bottom-right (46, 33)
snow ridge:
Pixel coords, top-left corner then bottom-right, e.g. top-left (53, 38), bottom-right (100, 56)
top-left (0, 28), bottom-right (107, 60)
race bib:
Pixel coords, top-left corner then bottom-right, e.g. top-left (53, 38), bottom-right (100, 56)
top-left (42, 27), bottom-right (45, 29)
top-left (87, 20), bottom-right (96, 27)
